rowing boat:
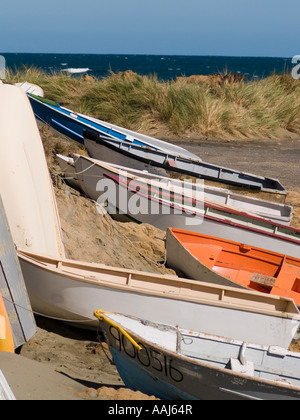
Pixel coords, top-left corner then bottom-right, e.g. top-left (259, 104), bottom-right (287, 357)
top-left (166, 228), bottom-right (300, 306)
top-left (83, 130), bottom-right (286, 195)
top-left (57, 154), bottom-right (293, 225)
top-left (95, 310), bottom-right (300, 400)
top-left (0, 82), bottom-right (65, 258)
top-left (59, 155), bottom-right (300, 258)
top-left (27, 93), bottom-right (199, 159)
top-left (17, 249), bottom-right (300, 348)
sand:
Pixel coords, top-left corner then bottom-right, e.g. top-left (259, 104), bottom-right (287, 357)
top-left (3, 126), bottom-right (300, 400)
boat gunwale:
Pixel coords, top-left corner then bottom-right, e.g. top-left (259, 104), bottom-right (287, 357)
top-left (102, 170), bottom-right (294, 227)
top-left (100, 313), bottom-right (300, 395)
top-left (103, 172), bottom-right (300, 246)
top-left (17, 250), bottom-right (300, 319)
top-left (77, 154), bottom-right (293, 218)
top-left (28, 95), bottom-right (198, 160)
top-left (83, 134), bottom-right (286, 194)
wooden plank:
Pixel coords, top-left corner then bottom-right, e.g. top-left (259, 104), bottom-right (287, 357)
top-left (250, 273), bottom-right (276, 289)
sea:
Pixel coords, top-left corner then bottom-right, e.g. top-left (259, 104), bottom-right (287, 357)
top-left (2, 53), bottom-right (294, 81)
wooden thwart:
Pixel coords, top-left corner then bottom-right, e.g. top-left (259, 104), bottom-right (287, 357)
top-left (250, 273), bottom-right (276, 290)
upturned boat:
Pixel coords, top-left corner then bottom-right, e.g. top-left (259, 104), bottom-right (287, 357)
top-left (95, 310), bottom-right (300, 400)
top-left (166, 228), bottom-right (300, 306)
top-left (0, 82), bottom-right (65, 259)
top-left (0, 195), bottom-right (36, 349)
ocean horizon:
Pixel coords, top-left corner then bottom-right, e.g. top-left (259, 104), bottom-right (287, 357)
top-left (1, 53), bottom-right (293, 81)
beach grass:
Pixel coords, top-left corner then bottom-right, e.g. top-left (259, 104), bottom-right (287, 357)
top-left (5, 66), bottom-right (300, 140)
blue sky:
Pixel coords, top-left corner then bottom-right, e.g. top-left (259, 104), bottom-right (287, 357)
top-left (1, 0), bottom-right (299, 57)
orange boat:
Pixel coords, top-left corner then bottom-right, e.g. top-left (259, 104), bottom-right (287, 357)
top-left (0, 294), bottom-right (14, 353)
top-left (166, 227), bottom-right (300, 306)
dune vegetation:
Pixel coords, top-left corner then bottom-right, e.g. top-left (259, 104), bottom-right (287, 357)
top-left (5, 66), bottom-right (300, 140)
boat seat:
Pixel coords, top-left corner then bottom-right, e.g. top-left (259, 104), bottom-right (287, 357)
top-left (250, 273), bottom-right (276, 290)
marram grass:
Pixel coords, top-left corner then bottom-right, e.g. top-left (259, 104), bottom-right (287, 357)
top-left (5, 67), bottom-right (300, 140)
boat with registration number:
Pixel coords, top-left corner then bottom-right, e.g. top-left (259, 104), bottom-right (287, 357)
top-left (95, 310), bottom-right (300, 400)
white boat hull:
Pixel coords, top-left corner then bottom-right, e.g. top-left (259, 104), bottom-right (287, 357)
top-left (0, 82), bottom-right (65, 258)
top-left (124, 206), bottom-right (300, 259)
top-left (18, 250), bottom-right (300, 348)
top-left (73, 161), bottom-right (300, 259)
top-left (57, 154), bottom-right (293, 225)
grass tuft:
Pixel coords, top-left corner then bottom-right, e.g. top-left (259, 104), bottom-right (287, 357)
top-left (6, 67), bottom-right (300, 140)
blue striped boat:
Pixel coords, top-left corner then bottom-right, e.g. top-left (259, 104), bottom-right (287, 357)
top-left (27, 94), bottom-right (200, 160)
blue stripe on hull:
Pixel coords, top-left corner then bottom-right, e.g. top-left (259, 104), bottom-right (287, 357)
top-left (28, 95), bottom-right (154, 147)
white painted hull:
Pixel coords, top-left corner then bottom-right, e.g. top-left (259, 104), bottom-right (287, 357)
top-left (57, 154), bottom-right (293, 225)
top-left (67, 155), bottom-right (300, 258)
top-left (98, 313), bottom-right (300, 400)
top-left (15, 82), bottom-right (44, 97)
top-left (130, 202), bottom-right (300, 259)
top-left (122, 203), bottom-right (300, 259)
top-left (166, 228), bottom-right (252, 290)
top-left (0, 82), bottom-right (65, 258)
top-left (18, 250), bottom-right (300, 348)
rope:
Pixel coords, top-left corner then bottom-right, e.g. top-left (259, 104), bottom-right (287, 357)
top-left (95, 310), bottom-right (142, 351)
top-left (53, 170), bottom-right (168, 269)
top-left (109, 216), bottom-right (167, 268)
top-left (55, 161), bottom-right (97, 177)
top-left (44, 124), bottom-right (169, 268)
top-left (1, 294), bottom-right (92, 324)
